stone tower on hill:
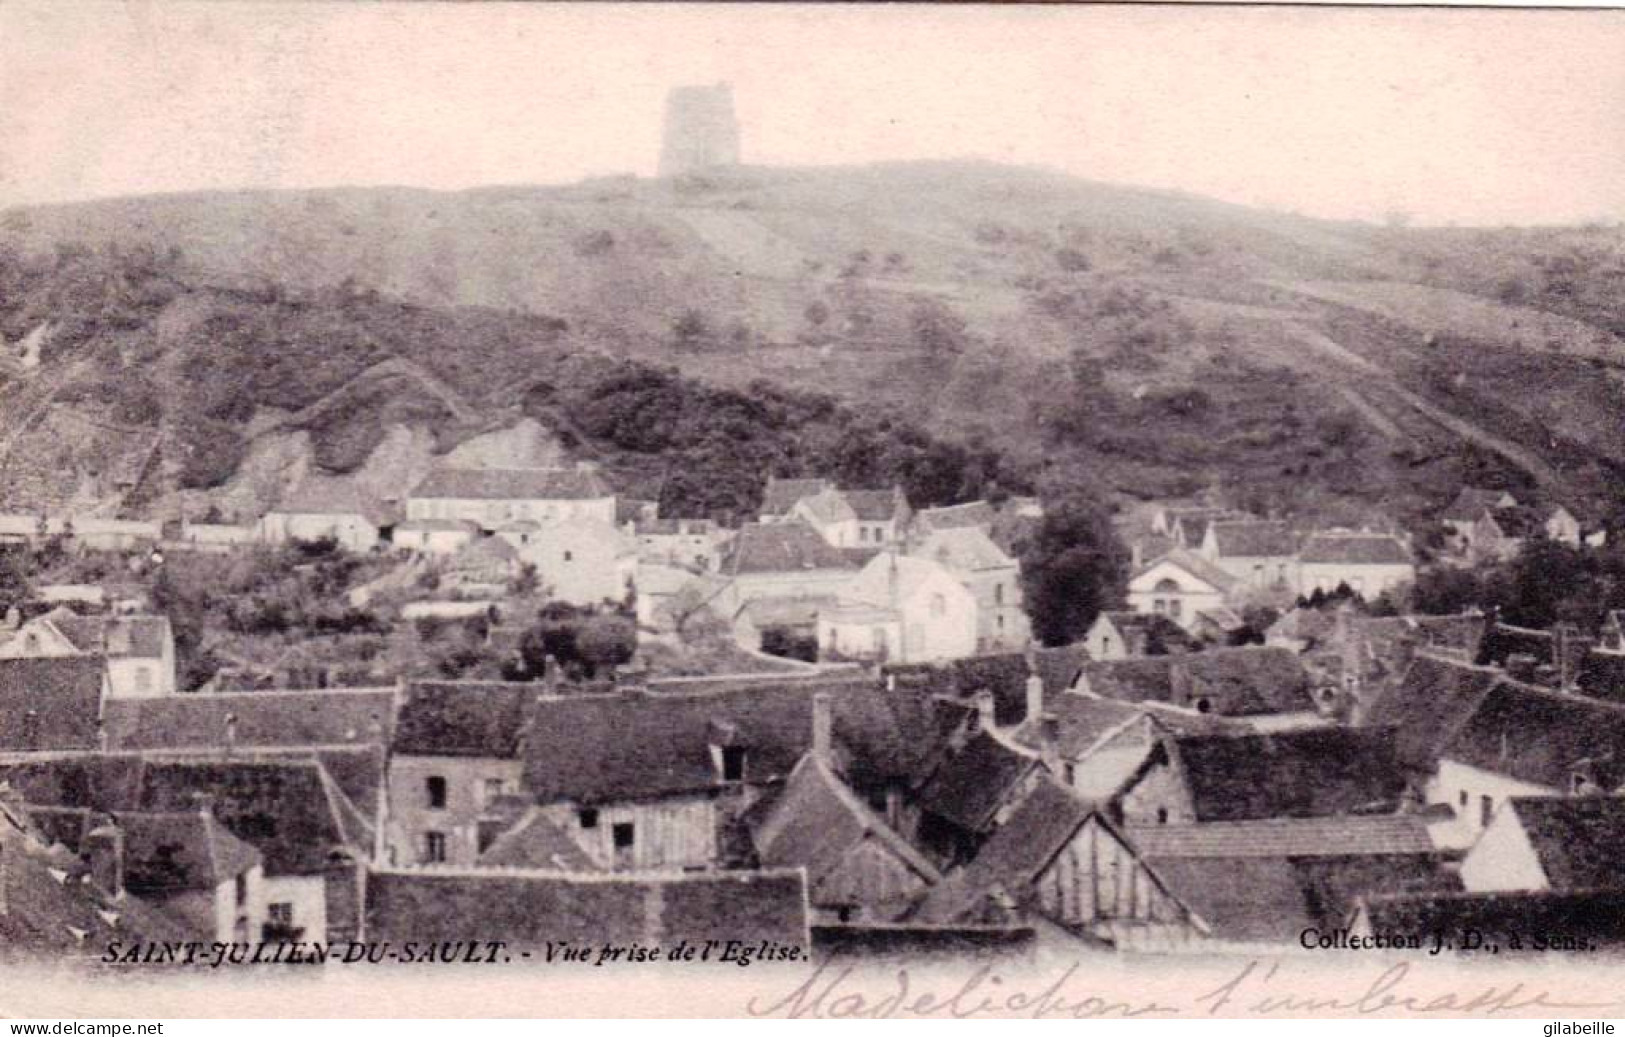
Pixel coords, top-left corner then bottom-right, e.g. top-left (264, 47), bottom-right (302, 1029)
top-left (658, 83), bottom-right (741, 178)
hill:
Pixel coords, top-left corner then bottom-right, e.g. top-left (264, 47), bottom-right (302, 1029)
top-left (2, 161), bottom-right (1623, 529)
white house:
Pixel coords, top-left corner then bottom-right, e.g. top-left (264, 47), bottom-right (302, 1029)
top-left (515, 519), bottom-right (637, 608)
top-left (1458, 795), bottom-right (1625, 894)
top-left (261, 480), bottom-right (388, 553)
top-left (714, 521), bottom-right (862, 619)
top-left (792, 486), bottom-right (910, 549)
top-left (1198, 520), bottom-right (1298, 593)
top-left (1296, 532), bottom-right (1414, 599)
top-left (407, 465), bottom-right (615, 532)
top-left (817, 552), bottom-right (977, 664)
top-left (911, 526), bottom-right (1029, 651)
top-left (1125, 549), bottom-right (1239, 632)
top-left (0, 607), bottom-right (176, 698)
top-left (393, 519), bottom-right (480, 556)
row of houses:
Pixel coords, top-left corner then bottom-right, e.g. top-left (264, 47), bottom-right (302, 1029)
top-left (13, 594), bottom-right (1625, 959)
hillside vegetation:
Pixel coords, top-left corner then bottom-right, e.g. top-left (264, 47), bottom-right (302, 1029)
top-left (2, 161), bottom-right (1623, 529)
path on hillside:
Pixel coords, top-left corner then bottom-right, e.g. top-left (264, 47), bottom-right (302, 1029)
top-left (0, 358), bottom-right (96, 475)
top-left (255, 355), bottom-right (478, 435)
top-left (1284, 318), bottom-right (1565, 491)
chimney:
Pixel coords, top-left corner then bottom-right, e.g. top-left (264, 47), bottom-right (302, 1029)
top-left (85, 824), bottom-right (125, 900)
top-left (224, 713), bottom-right (238, 752)
top-left (1506, 653), bottom-right (1538, 683)
top-left (1038, 713), bottom-right (1062, 776)
top-left (543, 654), bottom-right (561, 695)
top-left (1554, 624), bottom-right (1593, 692)
top-left (1024, 672), bottom-right (1044, 727)
top-left (812, 692), bottom-right (833, 764)
top-left (973, 690), bottom-right (997, 732)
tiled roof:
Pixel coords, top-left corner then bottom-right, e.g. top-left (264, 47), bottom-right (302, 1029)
top-left (1506, 796), bottom-right (1625, 890)
top-left (364, 868), bottom-right (809, 950)
top-left (43, 612), bottom-right (171, 659)
top-left (1169, 725), bottom-right (1408, 822)
top-left (1475, 622), bottom-right (1555, 668)
top-left (760, 477), bottom-right (830, 516)
top-left (1167, 508), bottom-right (1247, 547)
top-left (1442, 679), bottom-right (1625, 790)
top-left (914, 730), bottom-right (1037, 835)
top-left (1135, 547), bottom-right (1240, 593)
top-left (845, 488), bottom-right (907, 522)
top-left (1577, 650), bottom-right (1625, 705)
top-left (1013, 692), bottom-right (1144, 759)
top-left (476, 808), bottom-right (598, 870)
top-left (1483, 506), bottom-right (1547, 540)
top-left (274, 478), bottom-right (390, 524)
top-left (1266, 607), bottom-right (1340, 645)
top-left (411, 467), bottom-right (612, 501)
top-left (1359, 888), bottom-right (1625, 949)
top-left (0, 656), bottom-right (105, 751)
top-left (1080, 646), bottom-right (1312, 717)
top-left (1362, 652), bottom-right (1503, 771)
top-left (913, 777), bottom-right (1098, 924)
top-left (1096, 611), bottom-right (1199, 654)
top-left (1299, 532), bottom-right (1412, 566)
top-left (797, 488), bottom-right (856, 525)
top-left (114, 810), bottom-right (263, 895)
top-left (102, 688), bottom-right (398, 753)
top-left (1127, 814), bottom-right (1435, 859)
top-left (916, 527), bottom-right (1014, 572)
top-left (915, 501), bottom-right (996, 532)
top-left (1145, 856), bottom-right (1312, 942)
top-left (394, 681), bottom-right (533, 759)
top-left (0, 799), bottom-right (194, 955)
top-left (1030, 645), bottom-right (1090, 700)
top-left (135, 759), bottom-right (365, 876)
top-left (735, 595), bottom-right (836, 629)
top-left (751, 755), bottom-right (937, 916)
top-left (722, 521), bottom-right (861, 575)
top-left (883, 652), bottom-right (1036, 727)
top-left (1208, 521), bottom-right (1297, 559)
top-left (521, 676), bottom-right (921, 806)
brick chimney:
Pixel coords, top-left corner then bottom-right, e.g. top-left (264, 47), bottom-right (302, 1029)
top-left (1038, 713), bottom-right (1062, 776)
top-left (812, 692), bottom-right (833, 764)
top-left (1024, 672), bottom-right (1044, 727)
top-left (84, 823), bottom-right (125, 900)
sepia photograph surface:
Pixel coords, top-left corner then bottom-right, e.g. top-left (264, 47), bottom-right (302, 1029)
top-left (2, 0), bottom-right (1625, 1019)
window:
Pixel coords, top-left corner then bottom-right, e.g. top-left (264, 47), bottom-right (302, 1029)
top-left (424, 831), bottom-right (447, 863)
top-left (268, 903), bottom-right (293, 927)
top-left (235, 873), bottom-right (248, 906)
top-left (1169, 599), bottom-right (1183, 621)
top-left (721, 746), bottom-right (747, 783)
top-left (1156, 807), bottom-right (1169, 825)
top-left (1459, 790), bottom-right (1468, 809)
top-left (578, 808), bottom-right (599, 829)
top-left (1479, 795), bottom-right (1494, 829)
top-left (1153, 599), bottom-right (1167, 614)
top-left (425, 776), bottom-right (448, 810)
top-left (612, 822), bottom-right (635, 850)
top-left (859, 527), bottom-right (870, 543)
top-left (997, 615), bottom-right (1005, 631)
top-left (563, 550), bottom-right (574, 562)
top-left (1064, 763), bottom-right (1076, 785)
top-left (23, 633), bottom-right (38, 653)
top-left (1253, 564), bottom-right (1264, 584)
top-left (133, 667), bottom-right (152, 694)
top-left (994, 583), bottom-right (1004, 606)
top-left (262, 902), bottom-right (301, 942)
top-left (482, 778), bottom-right (506, 809)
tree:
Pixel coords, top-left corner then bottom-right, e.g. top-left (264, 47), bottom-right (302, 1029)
top-left (1017, 494), bottom-right (1129, 646)
top-left (578, 614), bottom-right (637, 677)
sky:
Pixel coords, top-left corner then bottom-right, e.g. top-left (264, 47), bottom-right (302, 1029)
top-left (1, 2), bottom-right (1622, 226)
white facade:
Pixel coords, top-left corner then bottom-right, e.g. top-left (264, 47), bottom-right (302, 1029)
top-left (1425, 759), bottom-right (1553, 852)
top-left (260, 511), bottom-right (380, 553)
top-left (1298, 560), bottom-right (1415, 599)
top-left (819, 554), bottom-right (978, 663)
top-left (516, 520), bottom-right (636, 607)
top-left (1458, 805), bottom-right (1552, 893)
top-left (1125, 557), bottom-right (1227, 632)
